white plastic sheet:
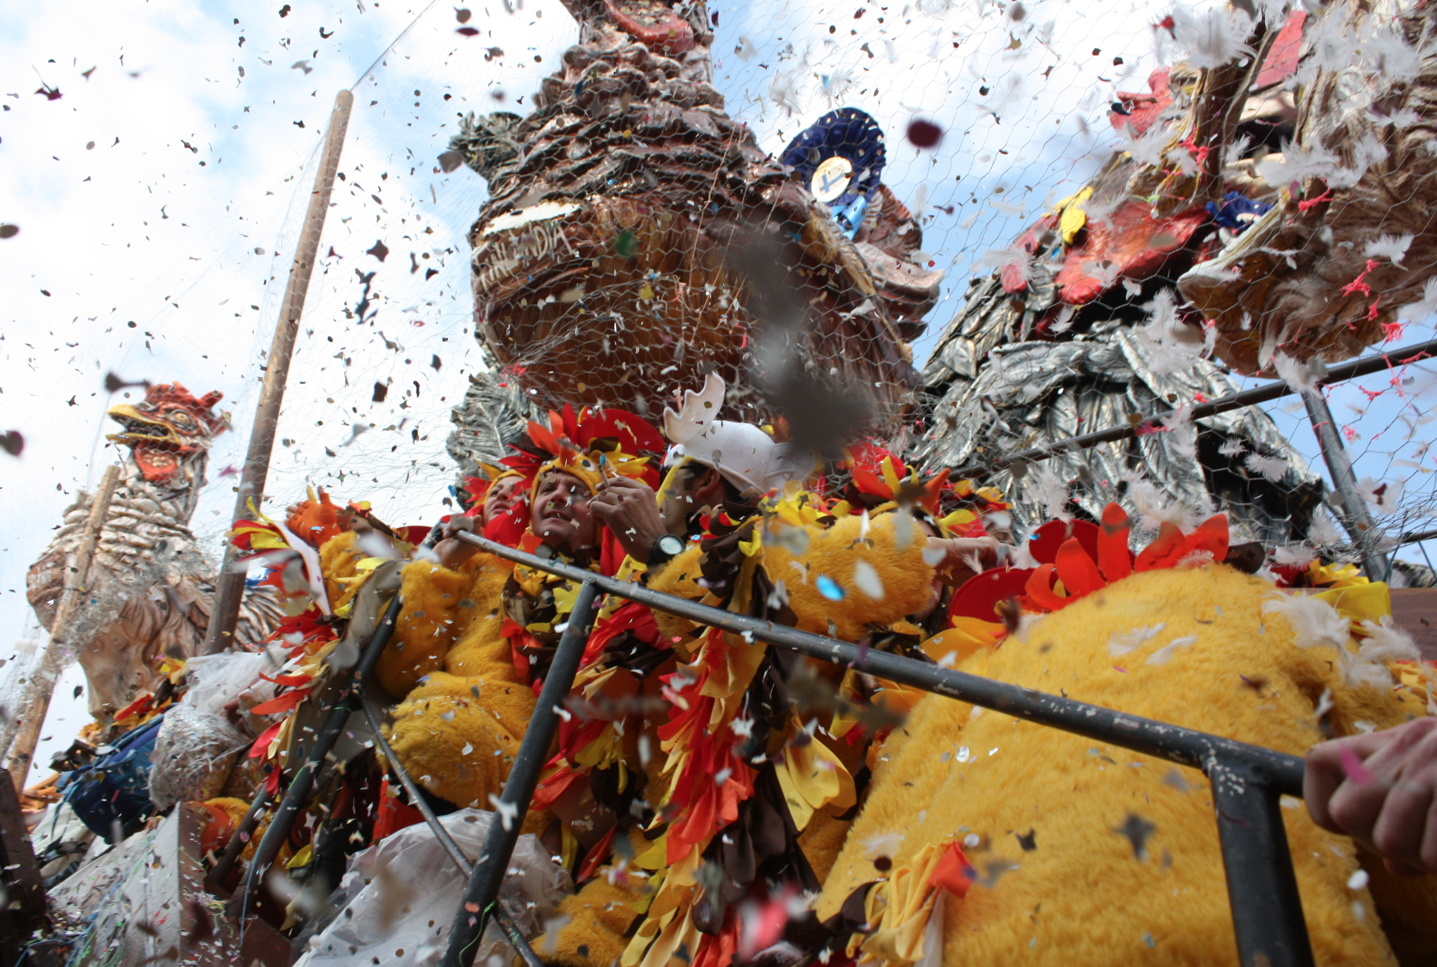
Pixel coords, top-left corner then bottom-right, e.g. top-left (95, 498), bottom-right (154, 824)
top-left (294, 808), bottom-right (572, 967)
top-left (146, 703), bottom-right (249, 811)
top-left (180, 650), bottom-right (280, 716)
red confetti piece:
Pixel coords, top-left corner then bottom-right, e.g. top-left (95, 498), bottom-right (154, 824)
top-left (906, 119), bottom-right (943, 149)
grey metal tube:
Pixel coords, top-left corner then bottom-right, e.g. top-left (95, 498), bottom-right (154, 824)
top-left (440, 580), bottom-right (603, 967)
top-left (453, 531), bottom-right (1305, 795)
top-left (957, 336), bottom-right (1437, 477)
top-left (1207, 758), bottom-right (1315, 967)
top-left (1301, 388), bottom-right (1388, 578)
top-left (360, 693), bottom-right (546, 967)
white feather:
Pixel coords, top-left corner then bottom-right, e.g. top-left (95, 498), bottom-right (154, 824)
top-left (1272, 352), bottom-right (1321, 394)
top-left (974, 243), bottom-right (1036, 286)
top-left (1263, 594), bottom-right (1349, 650)
top-left (1170, 4), bottom-right (1255, 70)
top-left (1146, 635), bottom-right (1197, 666)
top-left (1244, 452), bottom-right (1290, 483)
top-left (1398, 276), bottom-right (1437, 323)
top-left (1028, 465), bottom-right (1072, 522)
top-left (1109, 623), bottom-right (1165, 657)
top-left (1363, 233), bottom-right (1414, 267)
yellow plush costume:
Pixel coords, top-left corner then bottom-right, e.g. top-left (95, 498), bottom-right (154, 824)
top-left (376, 554), bottom-right (546, 810)
top-left (817, 564), bottom-right (1437, 967)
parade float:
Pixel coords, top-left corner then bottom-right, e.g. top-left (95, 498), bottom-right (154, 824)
top-left (4, 2), bottom-right (1437, 967)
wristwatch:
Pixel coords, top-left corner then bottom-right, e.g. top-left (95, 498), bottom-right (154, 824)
top-left (648, 533), bottom-right (686, 567)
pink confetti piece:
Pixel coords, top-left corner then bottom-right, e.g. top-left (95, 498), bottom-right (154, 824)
top-left (1339, 745), bottom-right (1373, 784)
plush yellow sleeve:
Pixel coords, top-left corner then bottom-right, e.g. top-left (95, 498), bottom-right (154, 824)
top-left (374, 555), bottom-right (491, 699)
top-left (317, 530), bottom-right (366, 608)
top-left (385, 669), bottom-right (538, 809)
top-left (764, 512), bottom-right (934, 642)
top-left (544, 876), bottom-right (645, 967)
top-left (645, 544), bottom-right (708, 643)
top-left (443, 564), bottom-right (521, 682)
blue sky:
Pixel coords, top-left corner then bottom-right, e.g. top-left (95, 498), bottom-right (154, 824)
top-left (4, 0), bottom-right (1435, 778)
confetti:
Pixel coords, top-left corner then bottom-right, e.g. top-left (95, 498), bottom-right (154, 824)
top-left (906, 119), bottom-right (943, 149)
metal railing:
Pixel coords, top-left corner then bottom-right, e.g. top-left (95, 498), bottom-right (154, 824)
top-left (218, 526), bottom-right (1317, 967)
top-left (435, 530), bottom-right (1315, 967)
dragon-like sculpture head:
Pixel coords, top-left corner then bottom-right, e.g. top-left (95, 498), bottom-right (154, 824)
top-left (106, 383), bottom-right (228, 485)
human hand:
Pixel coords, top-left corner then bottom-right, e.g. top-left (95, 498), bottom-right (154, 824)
top-left (434, 515), bottom-right (478, 569)
top-left (590, 476), bottom-right (668, 563)
top-left (1305, 717), bottom-right (1437, 876)
top-left (925, 535), bottom-right (1004, 585)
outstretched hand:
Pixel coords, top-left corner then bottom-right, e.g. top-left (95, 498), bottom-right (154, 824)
top-left (925, 535), bottom-right (1004, 585)
top-left (590, 476), bottom-right (668, 563)
top-left (1305, 716), bottom-right (1437, 876)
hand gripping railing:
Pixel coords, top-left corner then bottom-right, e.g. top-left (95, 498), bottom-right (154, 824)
top-left (441, 530), bottom-right (1316, 967)
top-left (216, 521), bottom-right (548, 967)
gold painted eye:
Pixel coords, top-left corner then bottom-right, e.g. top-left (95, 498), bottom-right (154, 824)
top-left (167, 409), bottom-right (195, 427)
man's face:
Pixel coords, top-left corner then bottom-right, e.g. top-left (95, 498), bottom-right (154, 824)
top-left (660, 463), bottom-right (729, 535)
top-left (483, 475), bottom-right (525, 523)
top-left (531, 471), bottom-right (597, 553)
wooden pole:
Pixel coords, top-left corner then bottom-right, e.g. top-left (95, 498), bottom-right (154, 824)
top-left (4, 463), bottom-right (123, 789)
top-left (203, 89), bottom-right (354, 655)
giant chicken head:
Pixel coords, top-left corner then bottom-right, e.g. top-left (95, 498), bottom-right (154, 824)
top-left (106, 383), bottom-right (228, 485)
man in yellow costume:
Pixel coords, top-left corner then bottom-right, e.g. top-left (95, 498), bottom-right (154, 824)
top-left (376, 406), bottom-right (665, 816)
top-left (814, 504), bottom-right (1437, 966)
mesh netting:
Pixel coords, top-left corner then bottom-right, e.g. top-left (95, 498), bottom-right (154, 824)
top-left (7, 0), bottom-right (1437, 780)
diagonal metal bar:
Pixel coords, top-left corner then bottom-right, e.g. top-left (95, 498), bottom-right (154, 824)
top-left (954, 336), bottom-right (1437, 477)
top-left (359, 691), bottom-right (546, 967)
top-left (453, 531), bottom-right (1304, 793)
top-left (451, 530), bottom-right (1315, 966)
top-left (441, 579), bottom-right (603, 967)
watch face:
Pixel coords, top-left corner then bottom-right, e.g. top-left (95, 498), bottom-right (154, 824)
top-left (659, 535), bottom-right (685, 555)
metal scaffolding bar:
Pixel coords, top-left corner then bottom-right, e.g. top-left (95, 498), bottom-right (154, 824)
top-left (443, 530), bottom-right (1315, 967)
top-left (957, 336), bottom-right (1437, 477)
top-left (440, 580), bottom-right (603, 967)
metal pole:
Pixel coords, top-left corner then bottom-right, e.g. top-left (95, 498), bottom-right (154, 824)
top-left (452, 532), bottom-right (1316, 957)
top-left (209, 782), bottom-right (272, 888)
top-left (452, 531), bottom-right (1305, 793)
top-left (957, 337), bottom-right (1437, 477)
top-left (4, 463), bottom-right (123, 786)
top-left (441, 580), bottom-right (602, 967)
top-left (226, 585), bottom-right (401, 922)
top-left (359, 692), bottom-right (548, 967)
top-left (203, 90), bottom-right (355, 655)
top-left (1300, 388), bottom-right (1388, 578)
top-left (1207, 759), bottom-right (1315, 967)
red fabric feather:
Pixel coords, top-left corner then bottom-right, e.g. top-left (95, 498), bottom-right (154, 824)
top-left (1097, 503), bottom-right (1134, 583)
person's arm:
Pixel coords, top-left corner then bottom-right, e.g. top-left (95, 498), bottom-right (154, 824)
top-left (434, 514), bottom-right (481, 569)
top-left (1305, 716), bottom-right (1437, 875)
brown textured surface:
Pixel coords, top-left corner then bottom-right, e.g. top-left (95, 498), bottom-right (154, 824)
top-left (1179, 1), bottom-right (1437, 373)
top-left (456, 0), bottom-right (921, 426)
top-left (1390, 587), bottom-right (1437, 662)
